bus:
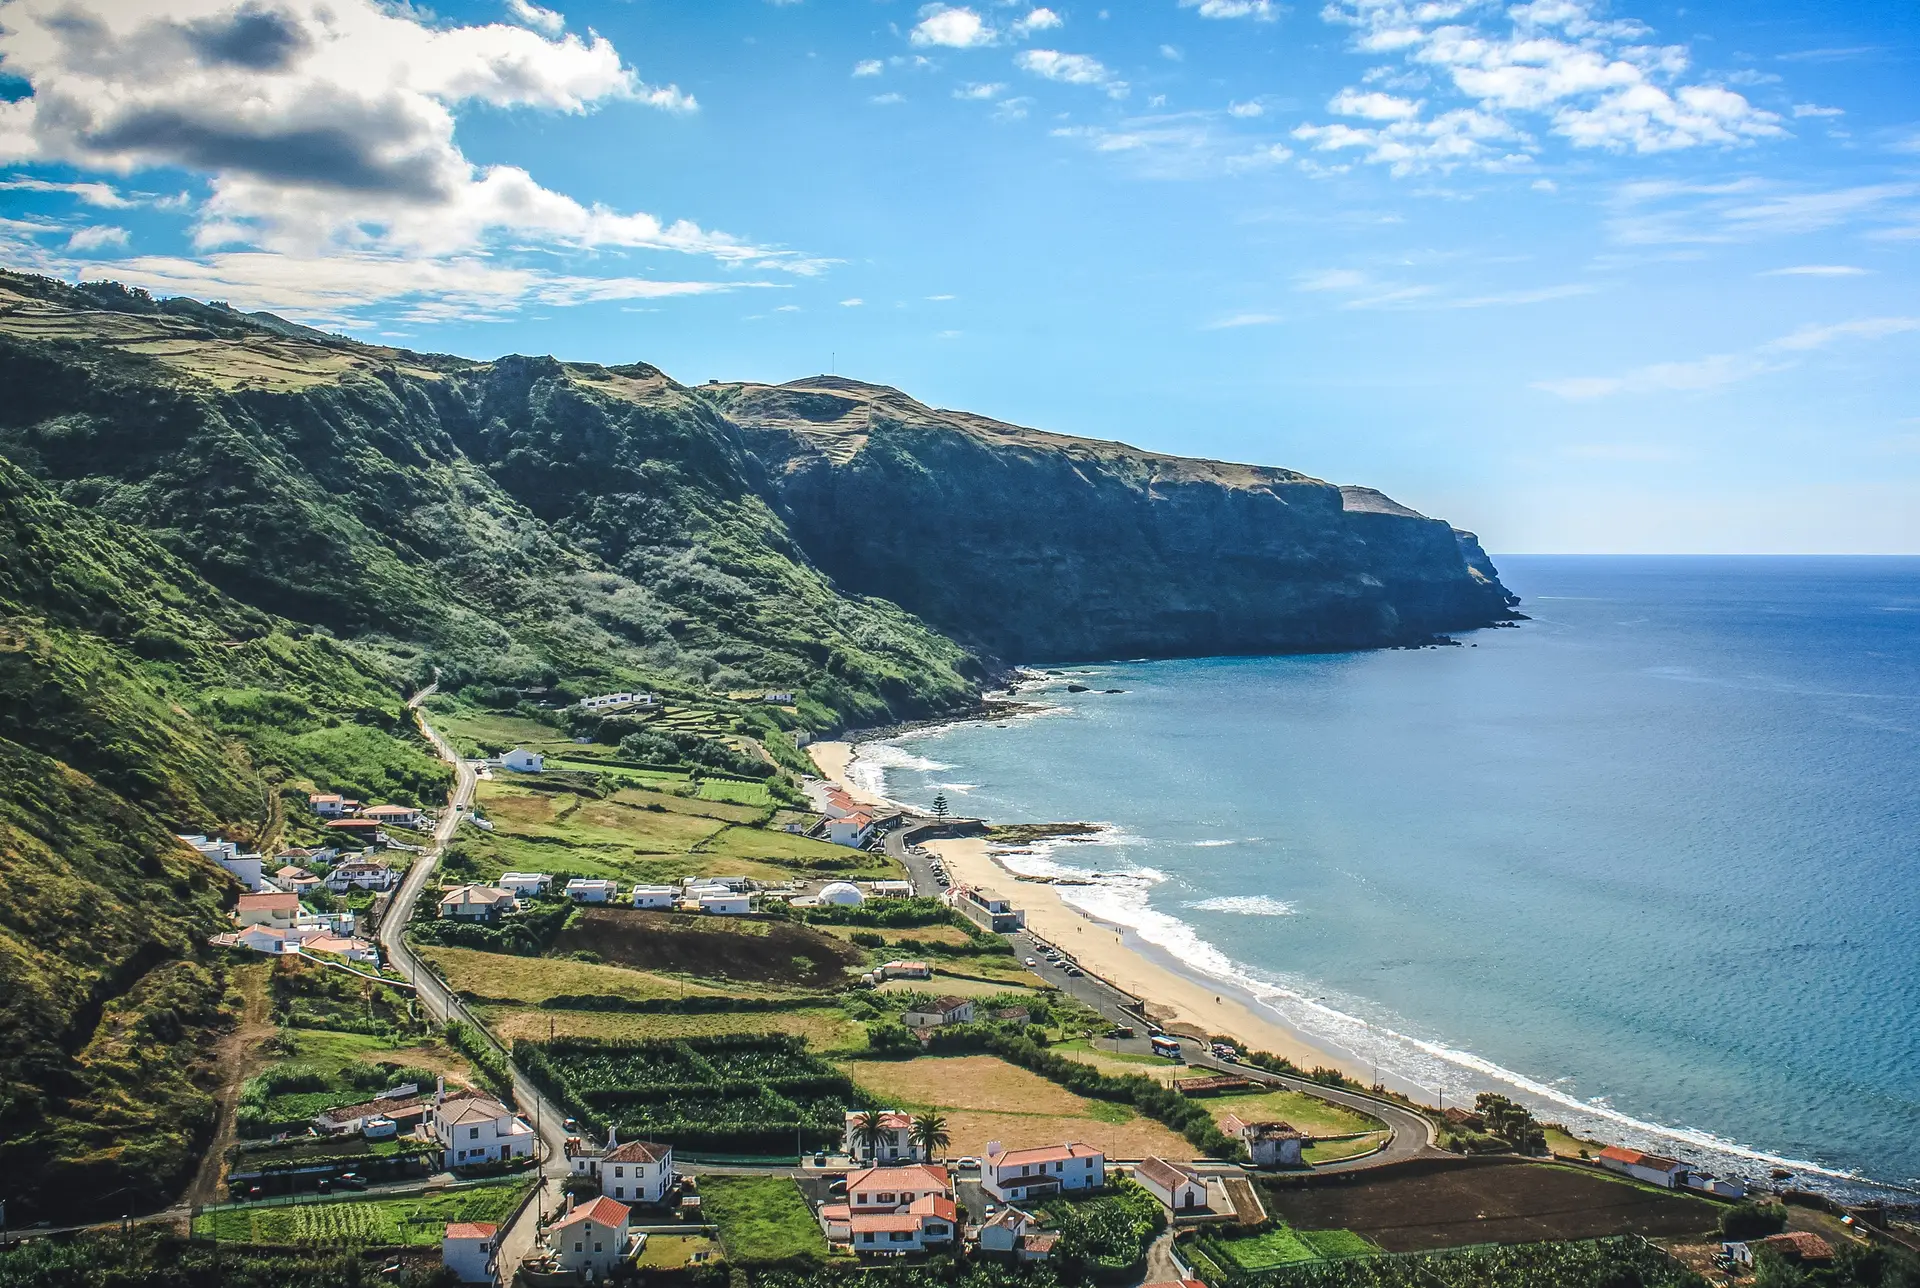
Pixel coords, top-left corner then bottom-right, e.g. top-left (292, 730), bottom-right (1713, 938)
top-left (1150, 1035), bottom-right (1183, 1061)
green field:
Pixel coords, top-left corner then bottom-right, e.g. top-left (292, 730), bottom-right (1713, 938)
top-left (700, 1175), bottom-right (832, 1266)
top-left (193, 1179), bottom-right (531, 1246)
top-left (1202, 1224), bottom-right (1380, 1274)
top-left (1207, 1087), bottom-right (1386, 1139)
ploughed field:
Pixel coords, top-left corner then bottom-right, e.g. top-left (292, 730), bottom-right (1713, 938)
top-left (555, 908), bottom-right (864, 988)
top-left (1258, 1156), bottom-right (1720, 1252)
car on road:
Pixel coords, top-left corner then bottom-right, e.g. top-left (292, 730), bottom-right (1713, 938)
top-left (336, 1173), bottom-right (368, 1190)
top-left (1065, 966), bottom-right (1084, 977)
top-left (953, 1157), bottom-right (980, 1170)
top-left (828, 1178), bottom-right (847, 1195)
top-left (1025, 957), bottom-right (1038, 967)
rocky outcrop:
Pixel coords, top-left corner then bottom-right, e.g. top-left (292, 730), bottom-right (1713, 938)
top-left (706, 377), bottom-right (1520, 661)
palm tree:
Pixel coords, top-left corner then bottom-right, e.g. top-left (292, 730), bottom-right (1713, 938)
top-left (850, 1107), bottom-right (890, 1162)
top-left (909, 1112), bottom-right (950, 1162)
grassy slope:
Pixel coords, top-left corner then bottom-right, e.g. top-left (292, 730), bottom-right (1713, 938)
top-left (0, 454), bottom-right (446, 1220)
top-left (0, 271), bottom-right (978, 728)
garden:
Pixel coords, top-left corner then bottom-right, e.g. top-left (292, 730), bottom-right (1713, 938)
top-left (701, 1175), bottom-right (835, 1268)
top-left (1184, 1236), bottom-right (1705, 1287)
top-left (192, 1176), bottom-right (533, 1247)
top-left (517, 1033), bottom-right (859, 1154)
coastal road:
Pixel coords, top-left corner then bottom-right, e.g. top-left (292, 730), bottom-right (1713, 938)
top-left (888, 824), bottom-right (1436, 1173)
top-left (382, 689), bottom-right (574, 1276)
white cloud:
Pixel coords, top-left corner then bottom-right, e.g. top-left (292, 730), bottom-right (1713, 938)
top-left (926, 293), bottom-right (955, 300)
top-left (954, 82), bottom-right (1005, 100)
top-left (870, 92), bottom-right (906, 104)
top-left (1016, 49), bottom-right (1128, 97)
top-left (1051, 115), bottom-right (1292, 177)
top-left (840, 297), bottom-right (864, 306)
top-left (774, 303), bottom-right (801, 311)
top-left (1327, 88), bottom-right (1421, 120)
top-left (1609, 179), bottom-right (1920, 245)
top-left (853, 59), bottom-right (885, 76)
top-left (911, 5), bottom-right (994, 48)
top-left (1535, 316), bottom-right (1920, 398)
top-left (1761, 264), bottom-right (1868, 277)
top-left (1012, 8), bottom-right (1064, 37)
top-left (1791, 103), bottom-right (1844, 118)
top-left (504, 0), bottom-right (565, 37)
top-left (1204, 311), bottom-right (1281, 328)
top-left (1305, 0), bottom-right (1784, 174)
top-left (1160, 44), bottom-right (1184, 60)
top-left (1228, 100), bottom-right (1265, 118)
top-left (66, 224), bottom-right (130, 250)
top-left (0, 176), bottom-right (132, 207)
top-left (1180, 0), bottom-right (1279, 19)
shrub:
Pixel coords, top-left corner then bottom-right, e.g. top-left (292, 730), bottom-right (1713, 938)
top-left (1719, 1201), bottom-right (1790, 1240)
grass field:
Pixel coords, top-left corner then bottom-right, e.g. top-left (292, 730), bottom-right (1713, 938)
top-left (193, 1179), bottom-right (530, 1246)
top-left (1302, 1132), bottom-right (1392, 1164)
top-left (1052, 1041), bottom-right (1184, 1084)
top-left (699, 826), bottom-right (900, 878)
top-left (484, 1005), bottom-right (869, 1051)
top-left (701, 1176), bottom-right (830, 1266)
top-left (1206, 1087), bottom-right (1386, 1138)
top-left (1210, 1225), bottom-right (1380, 1270)
top-left (875, 974), bottom-right (1041, 999)
top-left (846, 1054), bottom-right (1191, 1159)
top-left (418, 944), bottom-right (732, 1004)
top-left (697, 778), bottom-right (776, 807)
top-left (637, 1234), bottom-right (724, 1269)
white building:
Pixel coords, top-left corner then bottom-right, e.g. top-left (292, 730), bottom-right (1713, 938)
top-left (234, 891), bottom-right (302, 931)
top-left (431, 1092), bottom-right (535, 1169)
top-left (1221, 1113), bottom-right (1306, 1169)
top-left (901, 996), bottom-right (974, 1028)
top-left (982, 1143), bottom-right (1105, 1203)
top-left (501, 748), bottom-right (544, 773)
top-left (868, 881), bottom-right (914, 899)
top-left (360, 803), bottom-right (423, 828)
top-left (181, 834), bottom-right (267, 892)
top-left (579, 692), bottom-right (655, 712)
top-left (763, 691), bottom-right (796, 705)
top-left (831, 1197), bottom-right (958, 1255)
top-left (698, 893), bottom-right (750, 915)
top-left (326, 859), bottom-right (397, 892)
top-left (550, 1196), bottom-right (633, 1278)
top-left (1597, 1146), bottom-right (1688, 1188)
top-left (439, 886), bottom-right (517, 920)
top-left (442, 1222), bottom-right (498, 1285)
top-left (842, 1110), bottom-right (920, 1163)
top-left (597, 1140), bottom-right (676, 1204)
top-left (818, 881), bottom-right (865, 906)
top-left (1133, 1158), bottom-right (1207, 1213)
top-left (306, 794), bottom-right (354, 818)
top-left (826, 811), bottom-right (877, 848)
top-left (976, 1208), bottom-right (1056, 1262)
top-left (630, 885), bottom-right (676, 909)
top-left (1684, 1172), bottom-right (1747, 1199)
top-left (565, 878), bottom-right (620, 904)
top-left (845, 1163), bottom-right (950, 1212)
top-left (497, 872), bottom-right (551, 898)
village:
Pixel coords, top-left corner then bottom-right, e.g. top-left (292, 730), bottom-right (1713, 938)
top-left (136, 687), bottom-right (1907, 1288)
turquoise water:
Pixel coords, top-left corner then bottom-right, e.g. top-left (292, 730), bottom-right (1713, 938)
top-left (855, 557), bottom-right (1920, 1194)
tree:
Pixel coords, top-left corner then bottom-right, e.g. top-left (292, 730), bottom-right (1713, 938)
top-left (909, 1112), bottom-right (951, 1160)
top-left (931, 792), bottom-right (949, 819)
top-left (1474, 1092), bottom-right (1546, 1154)
top-left (849, 1107), bottom-right (891, 1162)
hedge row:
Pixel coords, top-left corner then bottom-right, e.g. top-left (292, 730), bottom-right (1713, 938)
top-left (534, 992), bottom-right (834, 1014)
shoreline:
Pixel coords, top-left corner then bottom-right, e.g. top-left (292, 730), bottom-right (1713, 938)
top-left (806, 738), bottom-right (1373, 1086)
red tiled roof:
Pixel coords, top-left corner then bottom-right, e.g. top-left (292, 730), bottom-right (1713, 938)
top-left (1598, 1145), bottom-right (1683, 1171)
top-left (1758, 1232), bottom-right (1834, 1261)
top-left (604, 1140), bottom-right (672, 1163)
top-left (1134, 1157), bottom-right (1203, 1191)
top-left (849, 1213), bottom-right (929, 1234)
top-left (845, 1110), bottom-right (912, 1130)
top-left (909, 1194), bottom-right (958, 1221)
top-left (237, 892), bottom-right (300, 911)
top-left (1022, 1233), bottom-right (1060, 1253)
top-left (555, 1196), bottom-right (630, 1229)
top-left (444, 1222), bottom-right (498, 1241)
top-left (988, 1142), bottom-right (1101, 1169)
top-left (847, 1163), bottom-right (949, 1194)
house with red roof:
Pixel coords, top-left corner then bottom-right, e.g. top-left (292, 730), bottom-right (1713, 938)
top-left (1133, 1157), bottom-right (1208, 1213)
top-left (441, 1222), bottom-right (498, 1284)
top-left (845, 1162), bottom-right (950, 1211)
top-left (982, 1142), bottom-right (1105, 1203)
top-left (822, 1194), bottom-right (959, 1255)
top-left (551, 1196), bottom-right (633, 1277)
top-left (843, 1109), bottom-right (921, 1163)
top-left (1596, 1145), bottom-right (1688, 1188)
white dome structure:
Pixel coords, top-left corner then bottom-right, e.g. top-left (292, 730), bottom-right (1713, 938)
top-left (818, 881), bottom-right (865, 906)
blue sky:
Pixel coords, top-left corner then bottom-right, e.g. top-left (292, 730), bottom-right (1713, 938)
top-left (1, 0), bottom-right (1916, 552)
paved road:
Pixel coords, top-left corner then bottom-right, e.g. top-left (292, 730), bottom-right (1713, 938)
top-left (888, 823), bottom-right (1435, 1174)
top-left (383, 687), bottom-right (574, 1277)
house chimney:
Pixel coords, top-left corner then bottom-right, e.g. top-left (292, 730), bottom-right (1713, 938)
top-left (435, 1075), bottom-right (445, 1106)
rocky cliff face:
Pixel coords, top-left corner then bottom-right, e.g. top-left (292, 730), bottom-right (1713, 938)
top-left (703, 377), bottom-right (1520, 661)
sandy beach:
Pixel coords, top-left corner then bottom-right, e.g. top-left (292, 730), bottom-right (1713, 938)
top-left (808, 741), bottom-right (1367, 1082)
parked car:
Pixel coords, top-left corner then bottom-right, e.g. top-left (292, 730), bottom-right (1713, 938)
top-left (954, 1157), bottom-right (980, 1170)
top-left (336, 1173), bottom-right (368, 1190)
top-left (1065, 966), bottom-right (1084, 977)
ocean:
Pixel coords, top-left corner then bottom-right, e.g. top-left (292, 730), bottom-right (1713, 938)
top-left (852, 556), bottom-right (1920, 1196)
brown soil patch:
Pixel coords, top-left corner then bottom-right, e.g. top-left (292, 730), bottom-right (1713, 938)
top-left (554, 908), bottom-right (863, 989)
top-left (187, 962), bottom-right (277, 1206)
top-left (1259, 1156), bottom-right (1720, 1252)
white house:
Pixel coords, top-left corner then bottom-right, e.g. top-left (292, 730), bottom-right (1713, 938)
top-left (301, 932), bottom-right (379, 965)
top-left (1221, 1113), bottom-right (1306, 1168)
top-left (842, 1110), bottom-right (920, 1163)
top-left (1684, 1172), bottom-right (1747, 1199)
top-left (565, 878), bottom-right (620, 904)
top-left (630, 885), bottom-right (676, 909)
top-left (1597, 1146), bottom-right (1688, 1188)
top-left (763, 691), bottom-right (796, 705)
top-left (501, 748), bottom-right (544, 773)
top-left (306, 794), bottom-right (355, 818)
top-left (826, 812), bottom-right (877, 848)
top-left (599, 1141), bottom-right (676, 1204)
top-left (234, 891), bottom-right (302, 931)
top-left (845, 1163), bottom-right (951, 1212)
top-left (976, 1208), bottom-right (1056, 1262)
top-left (361, 803), bottom-right (423, 828)
top-left (327, 859), bottom-right (398, 892)
top-left (698, 893), bottom-right (750, 915)
top-left (550, 1196), bottom-right (632, 1278)
top-left (982, 1143), bottom-right (1105, 1203)
top-left (182, 834), bottom-right (267, 892)
top-left (579, 692), bottom-right (655, 712)
top-left (901, 996), bottom-right (974, 1029)
top-left (439, 886), bottom-right (517, 920)
top-left (497, 872), bottom-right (552, 898)
top-left (223, 925), bottom-right (298, 955)
top-left (829, 1196), bottom-right (958, 1255)
top-left (274, 864), bottom-right (324, 895)
top-left (868, 881), bottom-right (914, 900)
top-left (432, 1092), bottom-right (535, 1169)
top-left (1133, 1158), bottom-right (1207, 1213)
top-left (442, 1222), bottom-right (498, 1285)
top-left (682, 875), bottom-right (750, 892)
top-left (879, 960), bottom-right (932, 981)
top-left (818, 882), bottom-right (865, 906)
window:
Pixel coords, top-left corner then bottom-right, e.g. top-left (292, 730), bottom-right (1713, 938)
top-left (892, 1232), bottom-right (912, 1242)
top-left (595, 1243), bottom-right (604, 1253)
top-left (614, 1166), bottom-right (624, 1178)
top-left (614, 1187), bottom-right (624, 1198)
top-left (470, 1127), bottom-right (480, 1140)
top-left (574, 1243), bottom-right (583, 1253)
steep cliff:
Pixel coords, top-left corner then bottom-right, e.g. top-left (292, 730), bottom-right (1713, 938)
top-left (702, 377), bottom-right (1519, 660)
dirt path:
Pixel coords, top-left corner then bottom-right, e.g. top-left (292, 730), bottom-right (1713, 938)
top-left (186, 961), bottom-right (276, 1207)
